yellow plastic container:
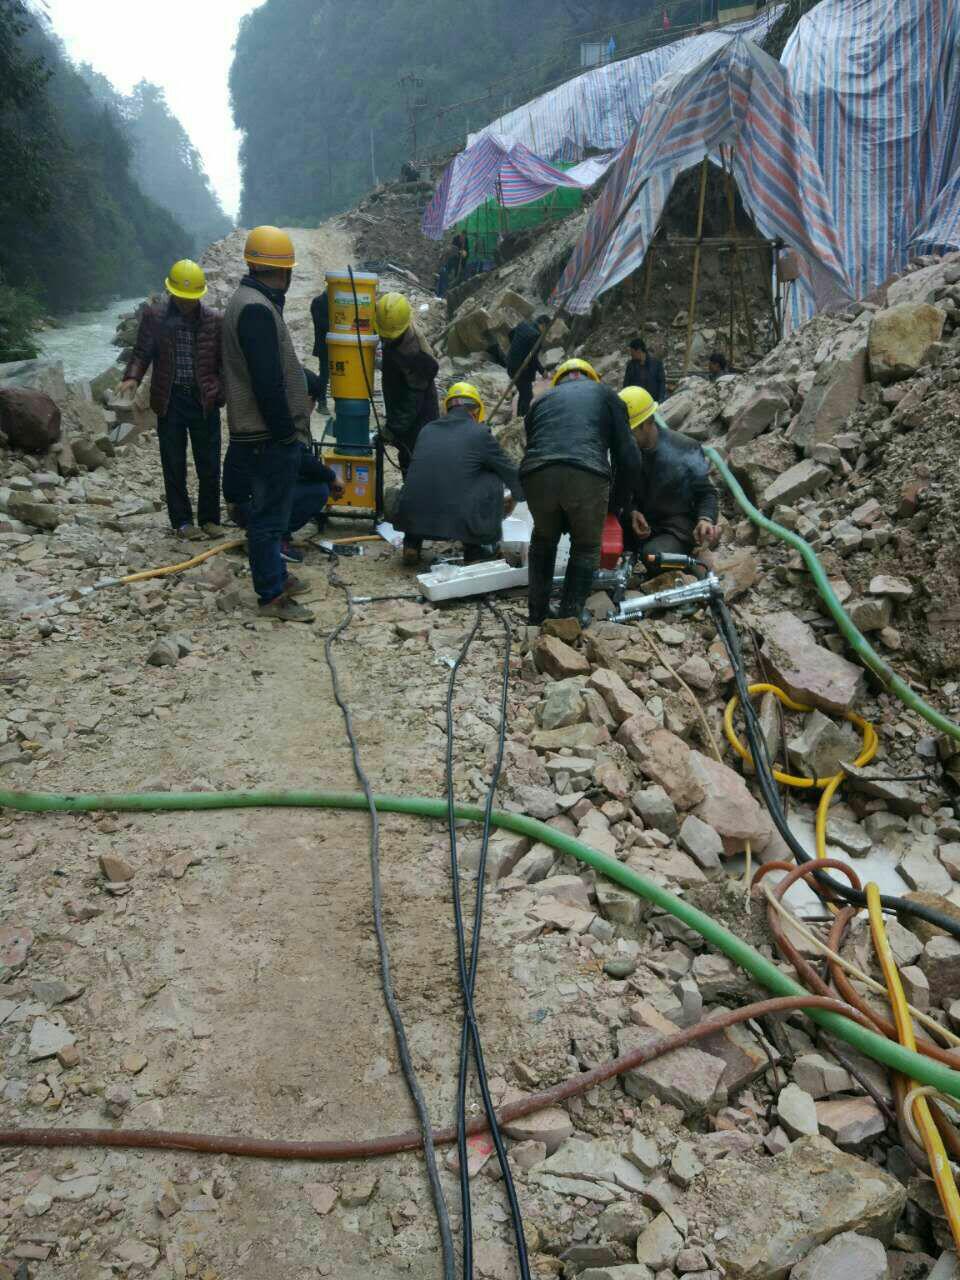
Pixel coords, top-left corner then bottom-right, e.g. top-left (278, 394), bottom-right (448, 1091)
top-left (326, 270), bottom-right (378, 334)
top-left (326, 332), bottom-right (378, 400)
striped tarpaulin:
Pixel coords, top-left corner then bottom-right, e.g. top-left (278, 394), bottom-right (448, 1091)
top-left (783, 0), bottom-right (960, 324)
top-left (421, 134), bottom-right (611, 241)
top-left (554, 35), bottom-right (851, 316)
top-left (466, 5), bottom-right (784, 163)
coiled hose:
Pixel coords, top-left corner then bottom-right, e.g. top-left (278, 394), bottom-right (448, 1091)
top-left (705, 445), bottom-right (960, 744)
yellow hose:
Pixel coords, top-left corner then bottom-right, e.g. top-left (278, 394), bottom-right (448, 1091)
top-left (119, 539), bottom-right (245, 585)
top-left (724, 682), bottom-right (878, 868)
top-left (866, 882), bottom-right (960, 1248)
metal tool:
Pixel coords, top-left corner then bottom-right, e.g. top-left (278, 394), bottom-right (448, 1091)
top-left (552, 554), bottom-right (638, 606)
top-left (609, 550), bottom-right (723, 622)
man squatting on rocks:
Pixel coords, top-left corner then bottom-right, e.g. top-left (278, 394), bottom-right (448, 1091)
top-left (618, 385), bottom-right (721, 563)
top-left (221, 226), bottom-right (316, 623)
top-left (521, 359), bottom-right (642, 625)
top-left (395, 381), bottom-right (524, 566)
top-left (119, 259), bottom-right (225, 543)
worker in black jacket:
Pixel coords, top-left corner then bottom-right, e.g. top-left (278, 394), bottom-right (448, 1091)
top-left (622, 336), bottom-right (666, 402)
top-left (395, 381), bottom-right (523, 565)
top-left (507, 314), bottom-right (551, 416)
top-left (309, 291), bottom-right (330, 411)
top-left (521, 359), bottom-right (641, 625)
top-left (618, 386), bottom-right (720, 566)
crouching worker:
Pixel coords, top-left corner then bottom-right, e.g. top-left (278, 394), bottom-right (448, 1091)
top-left (225, 368), bottom-right (344, 560)
top-left (522, 360), bottom-right (641, 626)
top-left (224, 441), bottom-right (343, 562)
top-left (395, 382), bottom-right (523, 567)
top-left (618, 386), bottom-right (720, 570)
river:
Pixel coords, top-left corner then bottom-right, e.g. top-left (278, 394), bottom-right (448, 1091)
top-left (38, 296), bottom-right (141, 382)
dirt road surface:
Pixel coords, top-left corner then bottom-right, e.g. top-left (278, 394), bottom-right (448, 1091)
top-left (0, 225), bottom-right (561, 1280)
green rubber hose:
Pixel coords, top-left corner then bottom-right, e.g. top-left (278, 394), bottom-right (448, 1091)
top-left (706, 446), bottom-right (960, 744)
top-left (5, 783), bottom-right (960, 1100)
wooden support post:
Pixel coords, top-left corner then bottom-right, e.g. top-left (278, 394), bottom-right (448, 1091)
top-left (641, 243), bottom-right (656, 331)
top-left (683, 155), bottom-right (710, 375)
top-left (722, 147), bottom-right (755, 353)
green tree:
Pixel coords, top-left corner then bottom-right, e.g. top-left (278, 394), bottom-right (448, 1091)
top-left (0, 6), bottom-right (192, 316)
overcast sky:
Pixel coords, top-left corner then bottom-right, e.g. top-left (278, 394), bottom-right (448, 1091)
top-left (41, 0), bottom-right (260, 219)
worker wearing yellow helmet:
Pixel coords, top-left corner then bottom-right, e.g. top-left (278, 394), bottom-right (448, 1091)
top-left (394, 380), bottom-right (524, 567)
top-left (520, 355), bottom-right (641, 626)
top-left (375, 291), bottom-right (439, 476)
top-left (617, 385), bottom-right (721, 571)
top-left (220, 226), bottom-right (316, 622)
top-left (118, 258), bottom-right (226, 543)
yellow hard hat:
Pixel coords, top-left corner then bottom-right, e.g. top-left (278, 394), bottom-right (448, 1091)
top-left (244, 226), bottom-right (297, 270)
top-left (553, 358), bottom-right (600, 386)
top-left (376, 292), bottom-right (411, 340)
top-left (444, 382), bottom-right (485, 421)
top-left (619, 385), bottom-right (658, 429)
top-left (165, 259), bottom-right (206, 300)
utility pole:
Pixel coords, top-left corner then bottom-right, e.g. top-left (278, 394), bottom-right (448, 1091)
top-left (398, 72), bottom-right (426, 161)
top-left (370, 127), bottom-right (378, 187)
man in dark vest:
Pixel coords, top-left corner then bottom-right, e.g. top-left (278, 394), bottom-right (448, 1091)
top-left (221, 226), bottom-right (315, 622)
top-left (119, 259), bottom-right (224, 541)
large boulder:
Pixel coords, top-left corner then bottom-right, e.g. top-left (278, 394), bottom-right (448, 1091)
top-left (711, 1135), bottom-right (905, 1280)
top-left (723, 380), bottom-right (792, 448)
top-left (60, 384), bottom-right (109, 438)
top-left (445, 307), bottom-right (494, 358)
top-left (788, 321), bottom-right (869, 452)
top-left (727, 436), bottom-right (796, 505)
top-left (761, 459), bottom-right (832, 511)
top-left (0, 357), bottom-right (67, 402)
top-left (688, 752), bottom-right (773, 853)
top-left (868, 302), bottom-right (946, 383)
top-left (0, 387), bottom-right (62, 453)
top-left (759, 612), bottom-right (864, 714)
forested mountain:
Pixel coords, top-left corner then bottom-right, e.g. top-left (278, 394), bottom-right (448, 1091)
top-left (0, 0), bottom-right (194, 356)
top-left (231, 0), bottom-right (708, 227)
top-left (81, 71), bottom-right (233, 253)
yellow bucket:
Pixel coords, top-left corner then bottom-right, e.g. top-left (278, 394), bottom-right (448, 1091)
top-left (326, 271), bottom-right (378, 334)
top-left (326, 332), bottom-right (378, 400)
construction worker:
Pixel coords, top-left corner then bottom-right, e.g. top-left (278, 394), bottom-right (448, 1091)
top-left (622, 336), bottom-right (666, 402)
top-left (221, 226), bottom-right (314, 622)
top-left (118, 259), bottom-right (224, 541)
top-left (522, 359), bottom-right (640, 625)
top-left (707, 351), bottom-right (728, 380)
top-left (376, 292), bottom-right (439, 476)
top-left (395, 382), bottom-right (523, 567)
top-left (618, 386), bottom-right (721, 568)
top-left (309, 289), bottom-right (330, 412)
top-left (507, 313), bottom-right (550, 417)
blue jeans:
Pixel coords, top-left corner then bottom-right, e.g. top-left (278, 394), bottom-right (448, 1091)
top-left (223, 440), bottom-right (299, 603)
top-left (227, 481), bottom-right (330, 539)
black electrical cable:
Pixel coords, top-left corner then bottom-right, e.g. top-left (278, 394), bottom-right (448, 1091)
top-left (709, 595), bottom-right (960, 942)
top-left (324, 555), bottom-right (455, 1280)
top-left (348, 265), bottom-right (383, 434)
top-left (445, 603), bottom-right (528, 1276)
top-left (445, 601), bottom-right (530, 1280)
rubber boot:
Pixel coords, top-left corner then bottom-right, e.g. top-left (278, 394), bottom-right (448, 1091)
top-left (527, 542), bottom-right (558, 625)
top-left (559, 555), bottom-right (597, 627)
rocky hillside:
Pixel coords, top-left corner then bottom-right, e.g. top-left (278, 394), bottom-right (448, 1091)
top-left (1, 211), bottom-right (960, 1278)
